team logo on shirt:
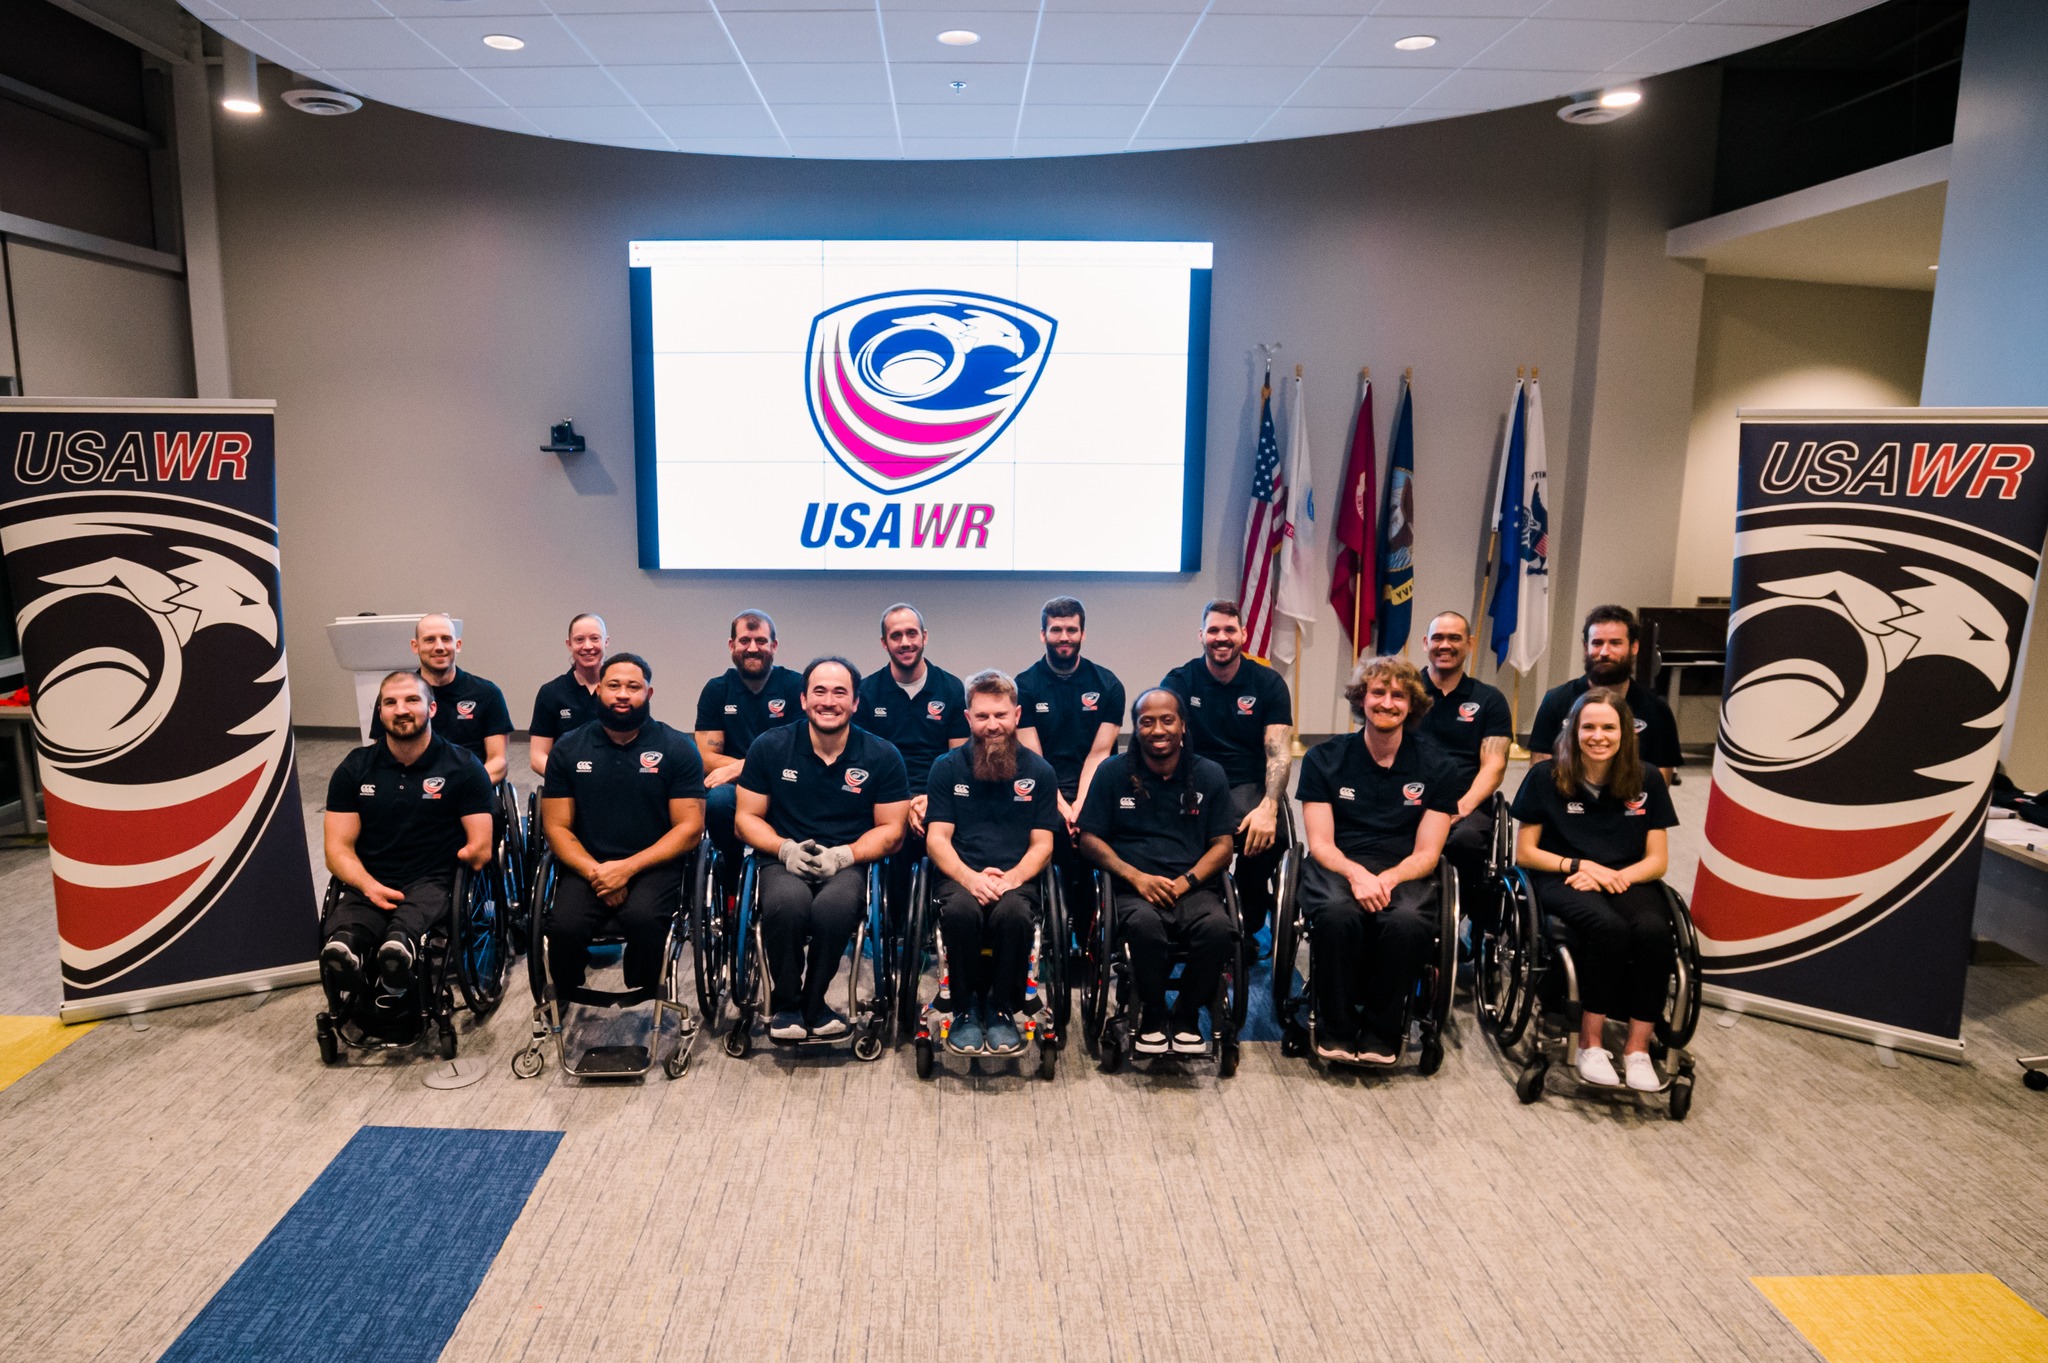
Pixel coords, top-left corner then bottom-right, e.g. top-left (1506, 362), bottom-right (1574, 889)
top-left (843, 767), bottom-right (869, 794)
top-left (805, 291), bottom-right (1057, 495)
top-left (723, 704), bottom-right (739, 715)
top-left (1338, 786), bottom-right (1355, 801)
top-left (1119, 796), bottom-right (1136, 809)
top-left (1401, 781), bottom-right (1425, 805)
top-left (1634, 717), bottom-right (1648, 733)
top-left (456, 701), bottom-right (476, 720)
top-left (781, 769), bottom-right (798, 782)
top-left (576, 761), bottom-right (593, 773)
top-left (422, 777), bottom-right (445, 799)
top-left (1236, 695), bottom-right (1256, 715)
top-left (1566, 801), bottom-right (1585, 814)
top-left (872, 706), bottom-right (889, 718)
top-left (927, 701), bottom-right (946, 721)
top-left (1012, 778), bottom-right (1035, 801)
top-left (359, 784), bottom-right (376, 797)
top-left (1458, 702), bottom-right (1479, 721)
top-left (767, 699), bottom-right (786, 718)
top-left (1624, 792), bottom-right (1648, 815)
top-left (640, 751), bottom-right (662, 771)
top-left (953, 783), bottom-right (970, 797)
top-left (1035, 702), bottom-right (1050, 713)
top-left (1081, 692), bottom-right (1100, 711)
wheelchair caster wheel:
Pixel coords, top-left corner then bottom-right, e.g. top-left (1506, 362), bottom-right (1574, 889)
top-left (1668, 1076), bottom-right (1693, 1121)
top-left (1280, 1025), bottom-right (1308, 1058)
top-left (1098, 1023), bottom-right (1125, 1074)
top-left (725, 1028), bottom-right (752, 1060)
top-left (1217, 1040), bottom-right (1239, 1079)
top-left (853, 1032), bottom-right (884, 1063)
top-left (664, 1049), bottom-right (689, 1080)
top-left (914, 1040), bottom-right (934, 1079)
top-left (1037, 1043), bottom-right (1057, 1081)
top-left (1418, 1036), bottom-right (1444, 1077)
top-left (2025, 1069), bottom-right (2048, 1092)
top-left (1515, 1060), bottom-right (1547, 1104)
top-left (316, 1013), bottom-right (340, 1066)
top-left (435, 1019), bottom-right (459, 1061)
top-left (510, 1048), bottom-right (544, 1080)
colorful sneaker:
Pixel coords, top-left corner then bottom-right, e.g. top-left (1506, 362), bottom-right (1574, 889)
top-left (948, 1008), bottom-right (985, 1053)
top-left (984, 1015), bottom-right (1023, 1054)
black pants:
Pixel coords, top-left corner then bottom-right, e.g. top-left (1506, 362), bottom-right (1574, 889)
top-left (1228, 782), bottom-right (1283, 943)
top-left (706, 783), bottom-right (740, 874)
top-left (322, 875), bottom-right (452, 998)
top-left (1442, 806), bottom-right (1495, 932)
top-left (1531, 874), bottom-right (1674, 1022)
top-left (935, 879), bottom-right (1037, 1015)
top-left (1299, 860), bottom-right (1435, 1044)
top-left (759, 862), bottom-right (867, 1020)
top-left (548, 861), bottom-right (684, 994)
top-left (1112, 885), bottom-right (1231, 1030)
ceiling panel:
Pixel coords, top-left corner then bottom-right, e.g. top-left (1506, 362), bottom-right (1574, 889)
top-left (1409, 66), bottom-right (1597, 109)
top-left (1012, 136), bottom-right (1128, 155)
top-left (403, 16), bottom-right (593, 67)
top-left (775, 103), bottom-right (900, 136)
top-left (470, 65), bottom-right (631, 106)
top-left (379, 0), bottom-right (551, 15)
top-left (417, 105), bottom-right (537, 133)
top-left (248, 17), bottom-right (453, 68)
top-left (1135, 103), bottom-right (1269, 139)
top-left (1465, 18), bottom-right (1678, 70)
top-left (897, 101), bottom-right (1018, 137)
top-left (524, 105), bottom-right (665, 138)
top-left (1030, 12), bottom-right (1202, 65)
top-left (748, 61), bottom-right (896, 103)
top-left (1178, 14), bottom-right (1361, 67)
top-left (1289, 64), bottom-right (1449, 107)
top-left (893, 63), bottom-right (1030, 103)
top-left (1253, 104), bottom-right (1407, 139)
top-left (1020, 62), bottom-right (1167, 103)
top-left (880, 10), bottom-right (1041, 61)
top-left (1617, 21), bottom-right (1801, 72)
top-left (902, 136), bottom-right (1019, 157)
top-left (1154, 63), bottom-right (1314, 107)
top-left (722, 10), bottom-right (887, 63)
top-left (556, 12), bottom-right (733, 65)
top-left (328, 66), bottom-right (506, 106)
top-left (645, 103), bottom-right (783, 137)
top-left (611, 64), bottom-right (763, 105)
top-left (1323, 16), bottom-right (1522, 68)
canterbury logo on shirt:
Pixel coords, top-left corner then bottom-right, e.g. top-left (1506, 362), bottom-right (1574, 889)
top-left (1035, 702), bottom-right (1050, 713)
top-left (781, 769), bottom-right (798, 781)
top-left (953, 784), bottom-right (970, 797)
top-left (1119, 796), bottom-right (1137, 809)
top-left (873, 706), bottom-right (889, 717)
top-left (724, 704), bottom-right (739, 715)
top-left (1567, 801), bottom-right (1585, 814)
top-left (1338, 786), bottom-right (1355, 801)
top-left (576, 761), bottom-right (593, 773)
top-left (359, 784), bottom-right (376, 796)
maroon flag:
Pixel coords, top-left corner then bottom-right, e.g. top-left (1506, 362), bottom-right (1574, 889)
top-left (1328, 377), bottom-right (1378, 654)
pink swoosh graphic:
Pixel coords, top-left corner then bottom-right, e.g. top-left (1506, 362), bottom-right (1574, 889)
top-left (815, 359), bottom-right (959, 481)
top-left (832, 344), bottom-right (998, 445)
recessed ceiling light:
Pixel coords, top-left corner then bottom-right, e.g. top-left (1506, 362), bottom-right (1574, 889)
top-left (1599, 87), bottom-right (1642, 108)
top-left (1393, 35), bottom-right (1437, 51)
top-left (937, 29), bottom-right (979, 45)
top-left (482, 33), bottom-right (525, 50)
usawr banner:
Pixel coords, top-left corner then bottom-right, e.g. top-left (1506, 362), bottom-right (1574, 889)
top-left (1692, 408), bottom-right (2048, 1056)
top-left (0, 399), bottom-right (318, 1021)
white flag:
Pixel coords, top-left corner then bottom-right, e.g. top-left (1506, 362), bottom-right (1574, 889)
top-left (1273, 373), bottom-right (1320, 664)
top-left (1507, 379), bottom-right (1551, 674)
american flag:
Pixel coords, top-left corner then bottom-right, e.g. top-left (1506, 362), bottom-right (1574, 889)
top-left (1238, 370), bottom-right (1285, 660)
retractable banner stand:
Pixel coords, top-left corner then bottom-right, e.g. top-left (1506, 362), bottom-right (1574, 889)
top-left (0, 399), bottom-right (319, 1022)
top-left (1692, 408), bottom-right (2048, 1058)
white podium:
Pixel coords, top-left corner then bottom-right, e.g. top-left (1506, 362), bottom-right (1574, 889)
top-left (325, 615), bottom-right (460, 742)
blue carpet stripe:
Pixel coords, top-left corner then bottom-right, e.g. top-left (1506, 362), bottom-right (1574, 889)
top-left (159, 1125), bottom-right (561, 1363)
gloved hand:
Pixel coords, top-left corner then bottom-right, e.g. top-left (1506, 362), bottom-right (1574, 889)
top-left (813, 844), bottom-right (856, 879)
top-left (777, 839), bottom-right (814, 875)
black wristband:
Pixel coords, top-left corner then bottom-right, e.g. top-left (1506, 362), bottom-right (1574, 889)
top-left (1566, 858), bottom-right (1580, 876)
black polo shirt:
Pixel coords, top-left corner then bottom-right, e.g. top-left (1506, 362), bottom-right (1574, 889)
top-left (368, 668), bottom-right (512, 764)
top-left (855, 662), bottom-right (969, 789)
top-left (693, 665), bottom-right (803, 759)
top-left (1510, 759), bottom-right (1678, 869)
top-left (925, 744), bottom-right (1060, 871)
top-left (1077, 751), bottom-right (1234, 881)
top-left (738, 722), bottom-right (910, 848)
top-left (1295, 730), bottom-right (1460, 865)
top-left (1528, 676), bottom-right (1683, 769)
top-left (541, 719), bottom-right (707, 862)
top-left (1159, 656), bottom-right (1292, 787)
top-left (326, 734), bottom-right (493, 886)
top-left (1016, 655), bottom-right (1125, 796)
top-left (1417, 672), bottom-right (1512, 792)
top-left (529, 670), bottom-right (605, 741)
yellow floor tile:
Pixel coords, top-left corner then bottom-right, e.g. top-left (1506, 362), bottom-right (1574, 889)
top-left (0, 1015), bottom-right (96, 1093)
top-left (1754, 1274), bottom-right (2048, 1363)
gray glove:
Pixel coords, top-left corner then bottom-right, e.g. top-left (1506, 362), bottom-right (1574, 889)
top-left (777, 839), bottom-right (815, 875)
top-left (813, 844), bottom-right (856, 879)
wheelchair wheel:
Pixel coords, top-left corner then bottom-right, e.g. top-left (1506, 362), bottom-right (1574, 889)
top-left (1098, 1018), bottom-right (1126, 1073)
top-left (1430, 859), bottom-right (1459, 1031)
top-left (1418, 1034), bottom-right (1444, 1076)
top-left (1044, 869), bottom-right (1071, 1040)
top-left (526, 852), bottom-right (557, 1006)
top-left (434, 1015), bottom-right (459, 1061)
top-left (1223, 878), bottom-right (1250, 1038)
top-left (1668, 1074), bottom-right (1694, 1121)
top-left (896, 862), bottom-right (931, 1043)
top-left (510, 1047), bottom-right (545, 1079)
top-left (1082, 876), bottom-right (1113, 1044)
top-left (2026, 1069), bottom-right (2048, 1093)
top-left (1269, 853), bottom-right (1303, 1031)
top-left (1489, 870), bottom-right (1539, 1049)
top-left (690, 839), bottom-right (729, 1025)
top-left (915, 1038), bottom-right (935, 1078)
top-left (1654, 884), bottom-right (1704, 1050)
top-left (1037, 1038), bottom-right (1057, 1081)
top-left (455, 866), bottom-right (510, 1019)
top-left (1515, 1057), bottom-right (1547, 1104)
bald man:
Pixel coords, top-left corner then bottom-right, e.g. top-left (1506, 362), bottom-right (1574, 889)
top-left (369, 612), bottom-right (513, 782)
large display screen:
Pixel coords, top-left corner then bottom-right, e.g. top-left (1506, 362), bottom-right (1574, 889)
top-left (629, 240), bottom-right (1211, 572)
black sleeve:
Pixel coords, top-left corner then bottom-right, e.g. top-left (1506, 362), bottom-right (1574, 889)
top-left (1104, 674), bottom-right (1128, 735)
top-left (1641, 696), bottom-right (1684, 769)
top-left (693, 679), bottom-right (722, 734)
top-left (541, 742), bottom-right (575, 799)
top-left (1294, 746), bottom-right (1333, 805)
top-left (1263, 665), bottom-right (1293, 727)
top-left (1643, 771), bottom-right (1679, 829)
top-left (944, 677), bottom-right (970, 741)
top-left (1015, 678), bottom-right (1042, 731)
top-left (1527, 689), bottom-right (1565, 757)
top-left (1077, 760), bottom-right (1119, 839)
top-left (1028, 758), bottom-right (1060, 831)
top-left (924, 754), bottom-right (958, 825)
top-left (737, 739), bottom-right (775, 796)
top-left (1508, 762), bottom-right (1555, 825)
top-left (480, 683), bottom-right (514, 738)
top-left (869, 745), bottom-right (910, 804)
top-left (1480, 687), bottom-right (1513, 742)
top-left (529, 686), bottom-right (560, 739)
top-left (1196, 763), bottom-right (1236, 845)
top-left (668, 735), bottom-right (707, 801)
top-left (1423, 753), bottom-right (1461, 816)
top-left (453, 755), bottom-right (495, 817)
top-left (325, 753), bottom-right (363, 813)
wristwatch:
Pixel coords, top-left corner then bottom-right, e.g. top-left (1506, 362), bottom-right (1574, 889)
top-left (1566, 858), bottom-right (1581, 876)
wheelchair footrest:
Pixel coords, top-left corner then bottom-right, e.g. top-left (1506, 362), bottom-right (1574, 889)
top-left (570, 1044), bottom-right (652, 1075)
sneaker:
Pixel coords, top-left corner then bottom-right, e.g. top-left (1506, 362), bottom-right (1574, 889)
top-left (984, 1015), bottom-right (1023, 1054)
top-left (1170, 1030), bottom-right (1206, 1056)
top-left (1133, 1029), bottom-right (1170, 1055)
top-left (948, 1008), bottom-right (985, 1053)
top-left (320, 939), bottom-right (362, 984)
top-left (767, 1010), bottom-right (806, 1041)
top-left (376, 939), bottom-right (414, 993)
top-left (1577, 1046), bottom-right (1621, 1087)
top-left (1356, 1033), bottom-right (1399, 1065)
top-left (1314, 1033), bottom-right (1354, 1064)
top-left (1623, 1051), bottom-right (1662, 1092)
top-left (808, 1008), bottom-right (851, 1040)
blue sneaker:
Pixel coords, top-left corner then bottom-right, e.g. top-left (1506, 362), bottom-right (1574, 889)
top-left (984, 1013), bottom-right (1023, 1054)
top-left (947, 1003), bottom-right (984, 1053)
top-left (767, 1010), bottom-right (806, 1041)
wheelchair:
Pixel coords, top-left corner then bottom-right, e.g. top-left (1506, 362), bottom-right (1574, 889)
top-left (315, 862), bottom-right (509, 1064)
top-left (493, 781), bottom-right (531, 954)
top-left (722, 853), bottom-right (891, 1062)
top-left (509, 836), bottom-right (704, 1081)
top-left (1269, 850), bottom-right (1460, 1075)
top-left (1081, 869), bottom-right (1249, 1077)
top-left (1478, 854), bottom-right (1703, 1120)
top-left (893, 858), bottom-right (1069, 1080)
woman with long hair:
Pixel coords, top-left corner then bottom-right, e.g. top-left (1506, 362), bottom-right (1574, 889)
top-left (1508, 687), bottom-right (1678, 1091)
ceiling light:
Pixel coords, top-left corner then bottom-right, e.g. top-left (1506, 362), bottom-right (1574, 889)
top-left (1598, 87), bottom-right (1642, 108)
top-left (1393, 35), bottom-right (1437, 51)
top-left (1558, 87), bottom-right (1641, 124)
top-left (283, 87), bottom-right (362, 115)
top-left (221, 40), bottom-right (261, 114)
top-left (482, 33), bottom-right (525, 50)
top-left (937, 29), bottom-right (979, 45)
top-left (950, 80), bottom-right (967, 92)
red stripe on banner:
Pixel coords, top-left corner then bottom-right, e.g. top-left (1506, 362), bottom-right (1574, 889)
top-left (1702, 786), bottom-right (1945, 879)
top-left (46, 766), bottom-right (263, 867)
top-left (832, 346), bottom-right (998, 444)
top-left (56, 862), bottom-right (210, 952)
top-left (815, 360), bottom-right (958, 481)
top-left (1691, 863), bottom-right (1855, 943)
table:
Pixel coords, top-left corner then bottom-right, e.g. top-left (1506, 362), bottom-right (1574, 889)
top-left (0, 705), bottom-right (44, 838)
top-left (1978, 821), bottom-right (2048, 1087)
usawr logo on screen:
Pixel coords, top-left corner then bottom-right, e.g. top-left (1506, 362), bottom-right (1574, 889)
top-left (805, 290), bottom-right (1056, 495)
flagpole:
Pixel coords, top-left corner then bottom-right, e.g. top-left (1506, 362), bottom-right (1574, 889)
top-left (1287, 363), bottom-right (1308, 758)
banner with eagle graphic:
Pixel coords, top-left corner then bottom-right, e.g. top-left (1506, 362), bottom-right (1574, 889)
top-left (1693, 408), bottom-right (2048, 1054)
top-left (0, 399), bottom-right (318, 1021)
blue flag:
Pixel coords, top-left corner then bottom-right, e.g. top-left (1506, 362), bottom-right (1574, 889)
top-left (1489, 381), bottom-right (1527, 666)
top-left (1375, 380), bottom-right (1416, 654)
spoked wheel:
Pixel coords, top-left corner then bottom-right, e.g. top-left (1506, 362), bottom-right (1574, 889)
top-left (1045, 875), bottom-right (1071, 1040)
top-left (1654, 885), bottom-right (1704, 1051)
top-left (690, 846), bottom-right (729, 1026)
top-left (1492, 875), bottom-right (1539, 1049)
top-left (853, 1031), bottom-right (884, 1062)
top-left (896, 868), bottom-right (930, 1045)
top-left (452, 867), bottom-right (508, 1020)
top-left (511, 1047), bottom-right (545, 1079)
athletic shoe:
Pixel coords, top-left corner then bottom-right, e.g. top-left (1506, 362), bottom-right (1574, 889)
top-left (809, 1008), bottom-right (851, 1039)
top-left (1314, 1033), bottom-right (1354, 1063)
top-left (1623, 1051), bottom-right (1662, 1092)
top-left (1170, 1030), bottom-right (1206, 1056)
top-left (948, 1008), bottom-right (984, 1053)
top-left (1133, 1029), bottom-right (1170, 1055)
top-left (767, 1010), bottom-right (806, 1041)
top-left (984, 1015), bottom-right (1023, 1054)
top-left (320, 939), bottom-right (362, 984)
top-left (377, 939), bottom-right (414, 993)
top-left (1576, 1046), bottom-right (1621, 1087)
top-left (1356, 1033), bottom-right (1399, 1065)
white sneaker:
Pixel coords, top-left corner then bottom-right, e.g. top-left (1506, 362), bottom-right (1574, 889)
top-left (1623, 1051), bottom-right (1662, 1092)
top-left (1576, 1046), bottom-right (1620, 1087)
top-left (1169, 1030), bottom-right (1206, 1056)
top-left (1133, 1029), bottom-right (1169, 1055)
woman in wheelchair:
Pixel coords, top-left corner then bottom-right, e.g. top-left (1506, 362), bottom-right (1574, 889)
top-left (1508, 686), bottom-right (1679, 1092)
top-left (1296, 656), bottom-right (1458, 1065)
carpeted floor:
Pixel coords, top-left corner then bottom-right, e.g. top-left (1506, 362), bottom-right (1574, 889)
top-left (0, 734), bottom-right (2045, 1363)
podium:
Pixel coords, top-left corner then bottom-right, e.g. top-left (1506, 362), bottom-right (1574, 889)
top-left (325, 615), bottom-right (460, 741)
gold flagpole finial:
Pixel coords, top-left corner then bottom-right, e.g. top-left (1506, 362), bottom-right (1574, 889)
top-left (1403, 366), bottom-right (1412, 382)
top-left (1361, 365), bottom-right (1370, 381)
top-left (1530, 365), bottom-right (1539, 381)
top-left (1294, 363), bottom-right (1303, 379)
top-left (1517, 365), bottom-right (1526, 379)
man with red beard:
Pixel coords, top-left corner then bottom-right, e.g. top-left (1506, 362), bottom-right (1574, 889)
top-left (923, 670), bottom-right (1060, 1054)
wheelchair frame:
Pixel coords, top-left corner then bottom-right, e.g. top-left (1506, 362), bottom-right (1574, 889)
top-left (721, 852), bottom-right (892, 1062)
top-left (315, 861), bottom-right (509, 1064)
top-left (1082, 867), bottom-right (1249, 1078)
top-left (510, 837), bottom-right (703, 1081)
top-left (894, 857), bottom-right (1068, 1080)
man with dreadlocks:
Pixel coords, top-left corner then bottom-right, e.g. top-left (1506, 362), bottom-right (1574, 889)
top-left (1077, 688), bottom-right (1237, 1056)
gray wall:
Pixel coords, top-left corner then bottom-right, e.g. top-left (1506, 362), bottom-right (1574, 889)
top-left (213, 70), bottom-right (1717, 734)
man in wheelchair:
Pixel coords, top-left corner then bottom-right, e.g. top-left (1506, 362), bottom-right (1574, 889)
top-left (1416, 611), bottom-right (1511, 911)
top-left (1077, 688), bottom-right (1236, 1057)
top-left (924, 669), bottom-right (1060, 1055)
top-left (538, 653), bottom-right (707, 997)
top-left (1296, 656), bottom-right (1458, 1065)
top-left (735, 656), bottom-right (910, 1043)
top-left (321, 672), bottom-right (495, 1011)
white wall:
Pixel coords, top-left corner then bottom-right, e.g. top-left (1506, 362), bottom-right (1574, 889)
top-left (212, 71), bottom-right (1718, 734)
top-left (5, 240), bottom-right (195, 399)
